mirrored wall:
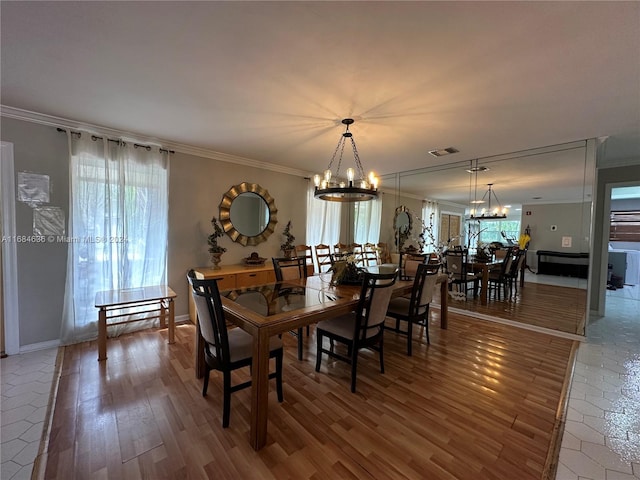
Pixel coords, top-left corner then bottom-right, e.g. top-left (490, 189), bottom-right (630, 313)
top-left (379, 141), bottom-right (595, 335)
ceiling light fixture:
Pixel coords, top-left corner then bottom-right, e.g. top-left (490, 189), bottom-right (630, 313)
top-left (467, 159), bottom-right (508, 220)
top-left (313, 118), bottom-right (379, 202)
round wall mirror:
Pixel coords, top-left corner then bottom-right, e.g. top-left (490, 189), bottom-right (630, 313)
top-left (219, 182), bottom-right (278, 246)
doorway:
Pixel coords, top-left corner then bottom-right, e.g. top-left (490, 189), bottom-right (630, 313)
top-left (605, 185), bottom-right (640, 317)
top-left (1, 141), bottom-right (19, 355)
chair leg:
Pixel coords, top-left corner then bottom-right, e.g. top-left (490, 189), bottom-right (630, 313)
top-left (275, 350), bottom-right (284, 402)
top-left (379, 338), bottom-right (385, 374)
top-left (202, 366), bottom-right (210, 396)
top-left (297, 327), bottom-right (303, 361)
top-left (350, 347), bottom-right (358, 393)
top-left (315, 332), bottom-right (323, 372)
top-left (424, 308), bottom-right (430, 345)
top-left (222, 371), bottom-right (231, 428)
top-left (407, 320), bottom-right (413, 356)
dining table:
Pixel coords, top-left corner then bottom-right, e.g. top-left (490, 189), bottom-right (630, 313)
top-left (467, 259), bottom-right (502, 305)
top-left (192, 267), bottom-right (449, 451)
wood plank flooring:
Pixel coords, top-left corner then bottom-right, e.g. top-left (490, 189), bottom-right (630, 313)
top-left (446, 282), bottom-right (587, 335)
top-left (42, 310), bottom-right (576, 480)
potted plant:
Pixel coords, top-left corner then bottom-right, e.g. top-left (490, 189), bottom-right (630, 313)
top-left (208, 216), bottom-right (227, 269)
top-left (280, 220), bottom-right (295, 258)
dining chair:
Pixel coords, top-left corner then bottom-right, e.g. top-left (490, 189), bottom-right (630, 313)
top-left (445, 250), bottom-right (480, 298)
top-left (187, 270), bottom-right (284, 428)
top-left (399, 250), bottom-right (429, 280)
top-left (313, 243), bottom-right (333, 273)
top-left (505, 248), bottom-right (527, 297)
top-left (385, 263), bottom-right (440, 356)
top-left (334, 242), bottom-right (350, 255)
top-left (487, 248), bottom-right (515, 300)
top-left (315, 270), bottom-right (397, 393)
top-left (272, 256), bottom-right (308, 360)
top-left (363, 243), bottom-right (379, 266)
top-left (295, 244), bottom-right (314, 275)
top-left (350, 243), bottom-right (365, 266)
top-left (376, 242), bottom-right (392, 264)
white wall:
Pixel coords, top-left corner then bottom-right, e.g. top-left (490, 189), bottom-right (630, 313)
top-left (1, 116), bottom-right (308, 347)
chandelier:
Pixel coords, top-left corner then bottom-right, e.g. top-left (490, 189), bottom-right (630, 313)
top-left (313, 118), bottom-right (379, 202)
top-left (468, 159), bottom-right (508, 220)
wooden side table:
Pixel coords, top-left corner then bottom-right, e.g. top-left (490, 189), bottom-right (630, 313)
top-left (94, 285), bottom-right (176, 361)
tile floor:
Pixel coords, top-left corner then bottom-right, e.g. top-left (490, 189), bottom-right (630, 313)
top-left (1, 282), bottom-right (637, 480)
top-left (556, 283), bottom-right (640, 479)
top-left (1, 347), bottom-right (58, 480)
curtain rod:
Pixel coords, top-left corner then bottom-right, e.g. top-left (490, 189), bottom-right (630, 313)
top-left (56, 127), bottom-right (174, 154)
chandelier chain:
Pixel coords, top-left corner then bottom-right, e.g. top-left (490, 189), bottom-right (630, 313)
top-left (349, 137), bottom-right (366, 181)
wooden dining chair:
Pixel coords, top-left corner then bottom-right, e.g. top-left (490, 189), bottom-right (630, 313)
top-left (445, 250), bottom-right (480, 298)
top-left (505, 248), bottom-right (527, 297)
top-left (333, 242), bottom-right (350, 255)
top-left (187, 270), bottom-right (283, 427)
top-left (295, 244), bottom-right (314, 275)
top-left (315, 270), bottom-right (397, 393)
top-left (272, 256), bottom-right (308, 360)
top-left (362, 243), bottom-right (379, 266)
top-left (399, 250), bottom-right (429, 280)
top-left (377, 242), bottom-right (392, 264)
top-left (313, 243), bottom-right (333, 273)
top-left (385, 263), bottom-right (440, 356)
top-left (350, 243), bottom-right (365, 266)
top-left (487, 248), bottom-right (515, 300)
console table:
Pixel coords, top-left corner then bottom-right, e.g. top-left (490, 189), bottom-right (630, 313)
top-left (536, 250), bottom-right (589, 278)
top-left (188, 263), bottom-right (277, 324)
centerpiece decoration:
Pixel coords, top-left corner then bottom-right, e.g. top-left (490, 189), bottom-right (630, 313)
top-left (208, 216), bottom-right (227, 269)
top-left (280, 220), bottom-right (295, 258)
top-left (329, 253), bottom-right (363, 286)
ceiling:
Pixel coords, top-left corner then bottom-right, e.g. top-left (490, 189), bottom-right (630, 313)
top-left (1, 1), bottom-right (639, 205)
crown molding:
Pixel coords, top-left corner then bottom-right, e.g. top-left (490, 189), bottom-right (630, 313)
top-left (0, 105), bottom-right (311, 178)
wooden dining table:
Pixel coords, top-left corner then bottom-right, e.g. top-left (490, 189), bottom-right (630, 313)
top-left (192, 268), bottom-right (449, 450)
top-left (467, 260), bottom-right (502, 305)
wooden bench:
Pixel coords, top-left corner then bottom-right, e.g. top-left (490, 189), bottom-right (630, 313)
top-left (94, 285), bottom-right (176, 361)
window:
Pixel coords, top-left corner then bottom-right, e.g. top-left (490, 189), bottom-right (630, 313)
top-left (478, 219), bottom-right (521, 245)
top-left (61, 134), bottom-right (169, 344)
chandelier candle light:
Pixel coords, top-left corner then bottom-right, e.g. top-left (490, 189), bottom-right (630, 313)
top-left (313, 118), bottom-right (379, 202)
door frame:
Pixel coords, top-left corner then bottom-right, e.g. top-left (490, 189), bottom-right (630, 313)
top-left (1, 141), bottom-right (19, 354)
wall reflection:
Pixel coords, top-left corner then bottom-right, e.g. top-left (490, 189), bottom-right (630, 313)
top-left (380, 141), bottom-right (595, 335)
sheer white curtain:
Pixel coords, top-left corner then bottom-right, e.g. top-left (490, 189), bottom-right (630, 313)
top-left (60, 132), bottom-right (169, 344)
top-left (354, 197), bottom-right (382, 244)
top-left (422, 199), bottom-right (440, 252)
top-left (306, 184), bottom-right (341, 245)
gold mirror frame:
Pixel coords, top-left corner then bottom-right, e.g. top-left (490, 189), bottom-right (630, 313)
top-left (219, 182), bottom-right (278, 246)
top-left (394, 205), bottom-right (413, 249)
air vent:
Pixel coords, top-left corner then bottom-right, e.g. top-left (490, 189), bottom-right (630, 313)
top-left (428, 147), bottom-right (459, 157)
